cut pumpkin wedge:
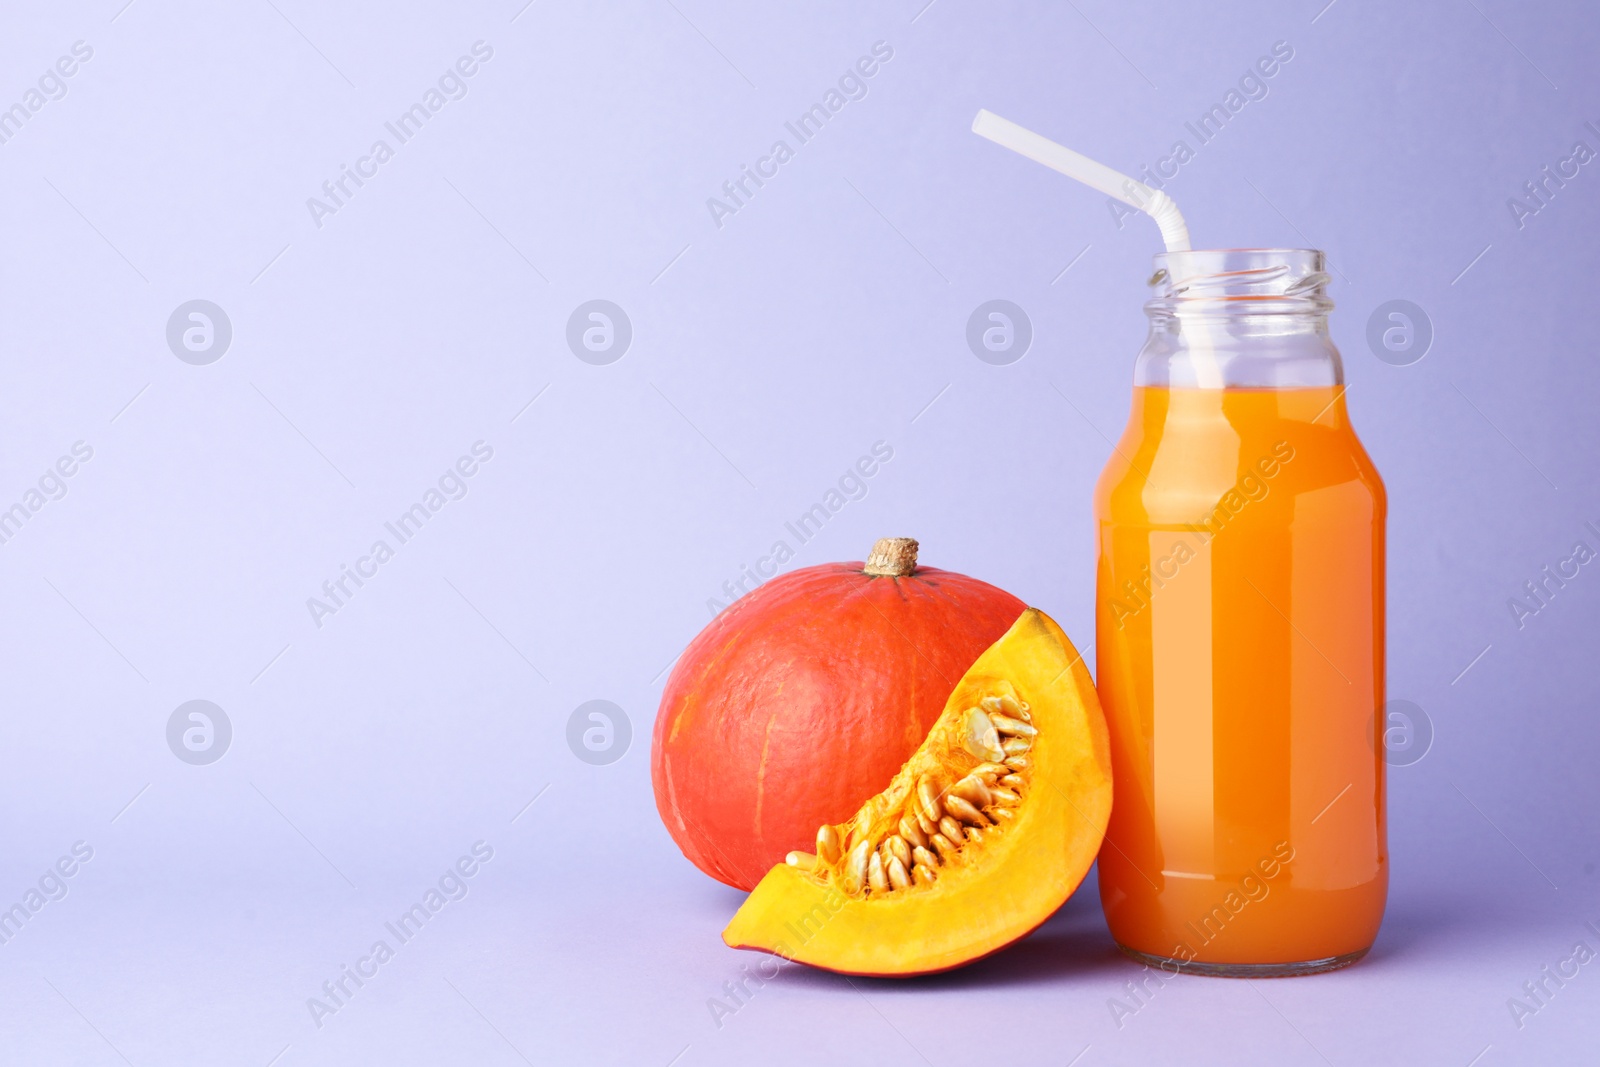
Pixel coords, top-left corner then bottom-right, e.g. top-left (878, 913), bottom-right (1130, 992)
top-left (722, 608), bottom-right (1112, 976)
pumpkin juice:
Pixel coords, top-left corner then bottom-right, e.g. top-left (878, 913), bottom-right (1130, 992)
top-left (1094, 384), bottom-right (1387, 969)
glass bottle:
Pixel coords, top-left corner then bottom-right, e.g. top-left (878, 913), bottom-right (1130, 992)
top-left (1093, 249), bottom-right (1387, 976)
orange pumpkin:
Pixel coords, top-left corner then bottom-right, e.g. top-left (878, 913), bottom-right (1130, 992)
top-left (652, 539), bottom-right (1025, 890)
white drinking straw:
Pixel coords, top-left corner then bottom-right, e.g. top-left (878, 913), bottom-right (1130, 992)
top-left (972, 108), bottom-right (1226, 388)
top-left (971, 109), bottom-right (1191, 252)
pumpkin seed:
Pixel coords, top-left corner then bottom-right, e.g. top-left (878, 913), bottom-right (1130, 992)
top-left (885, 835), bottom-right (912, 871)
top-left (946, 795), bottom-right (991, 826)
top-left (951, 775), bottom-right (991, 808)
top-left (867, 850), bottom-right (888, 892)
top-left (785, 851), bottom-right (817, 871)
top-left (999, 693), bottom-right (1030, 721)
top-left (917, 777), bottom-right (945, 824)
top-left (963, 708), bottom-right (1006, 762)
top-left (887, 855), bottom-right (911, 890)
top-left (816, 825), bottom-right (841, 865)
top-left (992, 713), bottom-right (1036, 738)
top-left (843, 839), bottom-right (872, 894)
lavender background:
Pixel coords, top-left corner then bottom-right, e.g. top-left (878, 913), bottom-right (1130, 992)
top-left (0, 0), bottom-right (1596, 1063)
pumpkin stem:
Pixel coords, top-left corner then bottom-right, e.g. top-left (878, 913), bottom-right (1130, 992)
top-left (864, 537), bottom-right (919, 577)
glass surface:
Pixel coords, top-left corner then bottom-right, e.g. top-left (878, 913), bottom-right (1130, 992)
top-left (1119, 945), bottom-right (1369, 979)
top-left (1137, 248), bottom-right (1341, 390)
top-left (1093, 252), bottom-right (1387, 971)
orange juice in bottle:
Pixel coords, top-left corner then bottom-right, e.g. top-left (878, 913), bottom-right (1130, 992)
top-left (1094, 249), bottom-right (1386, 975)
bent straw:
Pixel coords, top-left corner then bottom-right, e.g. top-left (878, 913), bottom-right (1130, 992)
top-left (971, 108), bottom-right (1191, 253)
top-left (972, 108), bottom-right (1226, 388)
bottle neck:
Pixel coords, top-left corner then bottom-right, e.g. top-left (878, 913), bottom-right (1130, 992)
top-left (1136, 249), bottom-right (1342, 390)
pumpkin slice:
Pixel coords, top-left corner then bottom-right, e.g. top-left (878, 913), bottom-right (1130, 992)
top-left (722, 608), bottom-right (1111, 976)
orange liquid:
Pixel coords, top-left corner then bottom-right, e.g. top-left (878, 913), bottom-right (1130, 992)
top-left (1094, 385), bottom-right (1387, 966)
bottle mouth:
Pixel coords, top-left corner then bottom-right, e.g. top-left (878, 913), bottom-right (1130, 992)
top-left (1147, 248), bottom-right (1332, 313)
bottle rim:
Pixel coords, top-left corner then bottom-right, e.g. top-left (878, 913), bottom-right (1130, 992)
top-left (1147, 248), bottom-right (1332, 315)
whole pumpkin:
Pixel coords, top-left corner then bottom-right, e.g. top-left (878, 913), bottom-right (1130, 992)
top-left (652, 538), bottom-right (1026, 890)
